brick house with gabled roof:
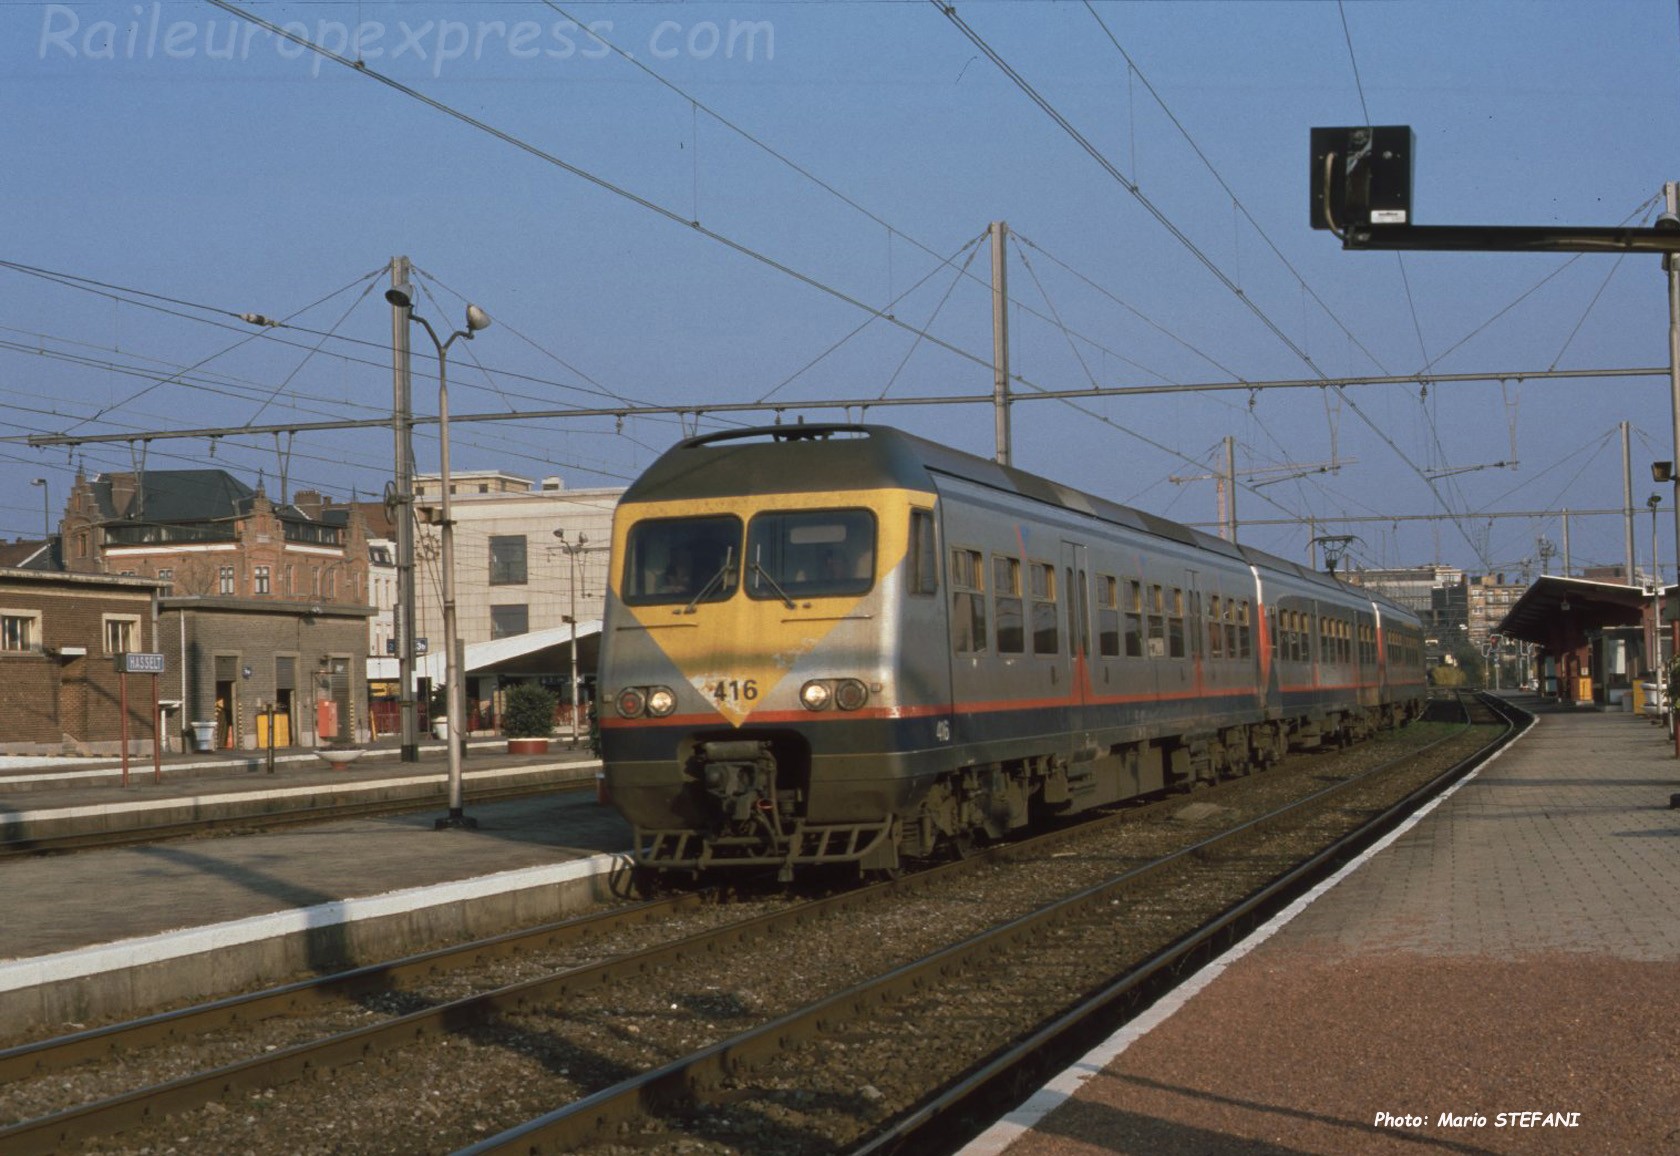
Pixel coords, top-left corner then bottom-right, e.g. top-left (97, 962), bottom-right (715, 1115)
top-left (55, 469), bottom-right (373, 749)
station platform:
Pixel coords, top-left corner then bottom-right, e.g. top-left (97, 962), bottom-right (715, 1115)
top-left (966, 694), bottom-right (1680, 1156)
top-left (0, 741), bottom-right (632, 1041)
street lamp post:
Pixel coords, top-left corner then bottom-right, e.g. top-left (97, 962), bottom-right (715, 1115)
top-left (30, 478), bottom-right (47, 539)
top-left (552, 529), bottom-right (588, 748)
top-left (1651, 494), bottom-right (1665, 675)
top-left (385, 288), bottom-right (490, 830)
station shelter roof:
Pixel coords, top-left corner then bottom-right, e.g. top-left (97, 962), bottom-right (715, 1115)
top-left (368, 620), bottom-right (602, 684)
top-left (1496, 576), bottom-right (1656, 647)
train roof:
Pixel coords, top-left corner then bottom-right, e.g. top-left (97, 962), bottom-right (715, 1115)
top-left (626, 424), bottom-right (1412, 617)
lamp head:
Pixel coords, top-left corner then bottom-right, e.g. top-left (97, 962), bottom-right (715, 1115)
top-left (464, 304), bottom-right (491, 333)
top-left (31, 477), bottom-right (45, 486)
top-left (384, 287), bottom-right (413, 309)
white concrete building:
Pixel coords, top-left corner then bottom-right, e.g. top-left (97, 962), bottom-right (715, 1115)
top-left (411, 471), bottom-right (621, 654)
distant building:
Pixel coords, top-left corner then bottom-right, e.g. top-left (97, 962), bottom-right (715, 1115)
top-left (0, 568), bottom-right (166, 754)
top-left (1466, 572), bottom-right (1529, 647)
top-left (56, 470), bottom-right (373, 748)
top-left (412, 471), bottom-right (621, 649)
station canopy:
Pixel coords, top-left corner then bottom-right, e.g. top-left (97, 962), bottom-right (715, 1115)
top-left (1496, 576), bottom-right (1655, 645)
top-left (367, 620), bottom-right (602, 684)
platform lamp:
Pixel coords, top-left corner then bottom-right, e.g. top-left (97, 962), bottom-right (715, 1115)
top-left (553, 529), bottom-right (589, 748)
top-left (30, 477), bottom-right (47, 539)
top-left (384, 287), bottom-right (491, 830)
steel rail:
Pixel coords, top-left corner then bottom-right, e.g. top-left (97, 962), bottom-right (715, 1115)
top-left (0, 715), bottom-right (1463, 1153)
top-left (455, 702), bottom-right (1506, 1153)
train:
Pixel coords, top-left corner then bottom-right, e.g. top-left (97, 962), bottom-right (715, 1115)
top-left (598, 423), bottom-right (1427, 881)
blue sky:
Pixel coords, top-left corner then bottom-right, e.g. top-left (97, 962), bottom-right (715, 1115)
top-left (4, 1), bottom-right (1679, 581)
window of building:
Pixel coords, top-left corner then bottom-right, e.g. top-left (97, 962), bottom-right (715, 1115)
top-left (489, 535), bottom-right (528, 586)
top-left (1096, 574), bottom-right (1120, 657)
top-left (254, 566), bottom-right (270, 595)
top-left (219, 566), bottom-right (235, 595)
top-left (103, 614), bottom-right (140, 655)
top-left (490, 603), bottom-right (529, 639)
top-left (993, 555), bottom-right (1024, 654)
top-left (2, 610), bottom-right (40, 653)
top-left (951, 548), bottom-right (986, 654)
top-left (1031, 563), bottom-right (1059, 655)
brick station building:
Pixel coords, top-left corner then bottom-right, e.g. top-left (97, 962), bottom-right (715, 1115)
top-left (0, 568), bottom-right (167, 755)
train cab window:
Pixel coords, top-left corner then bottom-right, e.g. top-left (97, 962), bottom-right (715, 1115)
top-left (622, 515), bottom-right (742, 606)
top-left (1208, 596), bottom-right (1224, 659)
top-left (1167, 588), bottom-right (1185, 659)
top-left (1031, 563), bottom-right (1059, 655)
top-left (1126, 581), bottom-right (1144, 657)
top-left (1096, 575), bottom-right (1120, 658)
top-left (908, 509), bottom-right (938, 596)
top-left (746, 509), bottom-right (875, 600)
top-left (993, 555), bottom-right (1024, 654)
top-left (951, 548), bottom-right (987, 654)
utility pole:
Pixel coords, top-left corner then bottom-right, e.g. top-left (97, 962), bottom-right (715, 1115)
top-left (390, 256), bottom-right (420, 762)
top-left (1623, 420), bottom-right (1636, 584)
top-left (991, 220), bottom-right (1011, 467)
top-left (1224, 435), bottom-right (1238, 542)
top-left (1665, 182), bottom-right (1680, 674)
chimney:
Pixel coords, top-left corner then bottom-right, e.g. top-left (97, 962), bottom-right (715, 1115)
top-left (108, 472), bottom-right (139, 518)
top-left (293, 490), bottom-right (326, 520)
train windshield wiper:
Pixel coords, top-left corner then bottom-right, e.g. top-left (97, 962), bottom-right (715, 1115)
top-left (681, 547), bottom-right (734, 615)
top-left (750, 562), bottom-right (797, 610)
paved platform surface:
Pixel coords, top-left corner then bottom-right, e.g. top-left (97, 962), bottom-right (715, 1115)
top-left (0, 742), bottom-right (633, 1037)
top-left (969, 696), bottom-right (1680, 1156)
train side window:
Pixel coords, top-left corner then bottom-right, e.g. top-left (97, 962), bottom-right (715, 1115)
top-left (1147, 584), bottom-right (1166, 658)
top-left (1031, 563), bottom-right (1059, 655)
top-left (1224, 599), bottom-right (1238, 659)
top-left (1208, 595), bottom-right (1224, 659)
top-left (1167, 588), bottom-right (1185, 659)
top-left (993, 555), bottom-right (1024, 654)
top-left (951, 548), bottom-right (987, 655)
top-left (1126, 580), bottom-right (1144, 657)
top-left (908, 509), bottom-right (938, 596)
top-left (1097, 575), bottom-right (1120, 658)
top-left (1239, 602), bottom-right (1252, 659)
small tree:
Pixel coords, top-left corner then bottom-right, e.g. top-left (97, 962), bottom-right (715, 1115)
top-left (502, 683), bottom-right (557, 739)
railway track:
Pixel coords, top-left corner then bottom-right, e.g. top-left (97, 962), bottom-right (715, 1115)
top-left (0, 698), bottom-right (1517, 1154)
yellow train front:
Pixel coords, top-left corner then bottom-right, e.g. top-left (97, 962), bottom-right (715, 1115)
top-left (599, 426), bottom-right (946, 880)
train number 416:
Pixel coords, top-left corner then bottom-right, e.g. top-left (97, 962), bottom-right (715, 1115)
top-left (709, 679), bottom-right (759, 704)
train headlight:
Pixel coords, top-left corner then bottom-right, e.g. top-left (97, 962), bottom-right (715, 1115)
top-left (615, 687), bottom-right (648, 719)
top-left (800, 680), bottom-right (833, 711)
top-left (646, 687), bottom-right (677, 717)
top-left (834, 678), bottom-right (869, 712)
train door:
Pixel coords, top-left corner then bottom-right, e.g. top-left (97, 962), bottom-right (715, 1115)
top-left (1061, 541), bottom-right (1092, 750)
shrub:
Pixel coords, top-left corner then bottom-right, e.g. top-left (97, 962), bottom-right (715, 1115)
top-left (501, 683), bottom-right (558, 738)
